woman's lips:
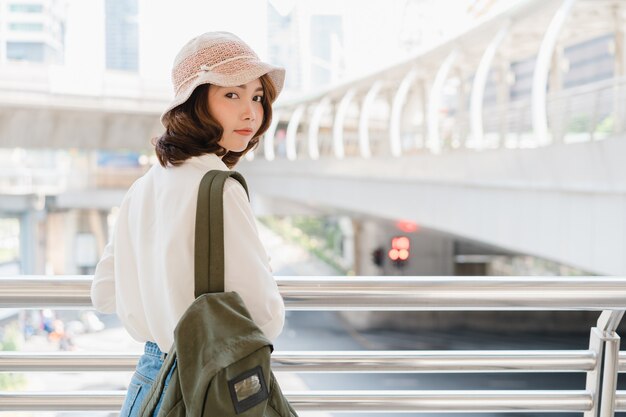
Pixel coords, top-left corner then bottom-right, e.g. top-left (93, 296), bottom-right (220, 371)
top-left (234, 129), bottom-right (253, 135)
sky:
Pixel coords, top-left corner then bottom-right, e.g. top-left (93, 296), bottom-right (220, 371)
top-left (65, 0), bottom-right (269, 82)
top-left (62, 0), bottom-right (481, 94)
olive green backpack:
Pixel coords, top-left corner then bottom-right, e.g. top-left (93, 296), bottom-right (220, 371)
top-left (138, 170), bottom-right (298, 417)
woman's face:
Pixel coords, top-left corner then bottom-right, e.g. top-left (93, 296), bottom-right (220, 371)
top-left (207, 78), bottom-right (264, 153)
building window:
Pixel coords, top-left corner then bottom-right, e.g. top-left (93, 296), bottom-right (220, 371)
top-left (9, 22), bottom-right (44, 31)
top-left (6, 41), bottom-right (45, 62)
top-left (9, 4), bottom-right (44, 13)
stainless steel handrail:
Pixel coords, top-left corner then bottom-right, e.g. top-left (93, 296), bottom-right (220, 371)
top-left (1, 275), bottom-right (624, 414)
top-left (0, 350), bottom-right (597, 373)
top-left (0, 390), bottom-right (593, 412)
top-left (287, 390), bottom-right (594, 413)
top-left (3, 276), bottom-right (626, 310)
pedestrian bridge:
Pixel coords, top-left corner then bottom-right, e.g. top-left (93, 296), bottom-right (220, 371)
top-left (1, 0), bottom-right (625, 276)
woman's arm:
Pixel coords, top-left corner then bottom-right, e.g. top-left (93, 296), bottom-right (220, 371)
top-left (91, 237), bottom-right (117, 314)
top-left (222, 179), bottom-right (285, 341)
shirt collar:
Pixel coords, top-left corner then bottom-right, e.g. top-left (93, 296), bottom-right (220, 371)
top-left (191, 153), bottom-right (230, 171)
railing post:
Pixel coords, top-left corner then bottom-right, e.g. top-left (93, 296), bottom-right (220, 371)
top-left (598, 310), bottom-right (625, 417)
top-left (585, 310), bottom-right (625, 417)
top-left (585, 327), bottom-right (605, 417)
top-left (599, 332), bottom-right (620, 417)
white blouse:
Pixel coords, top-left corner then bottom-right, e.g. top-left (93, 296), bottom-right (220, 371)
top-left (91, 153), bottom-right (285, 352)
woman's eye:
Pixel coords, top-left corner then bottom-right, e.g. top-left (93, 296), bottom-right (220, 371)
top-left (253, 95), bottom-right (264, 102)
top-left (225, 92), bottom-right (239, 99)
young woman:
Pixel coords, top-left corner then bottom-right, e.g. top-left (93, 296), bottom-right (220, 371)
top-left (91, 31), bottom-right (286, 417)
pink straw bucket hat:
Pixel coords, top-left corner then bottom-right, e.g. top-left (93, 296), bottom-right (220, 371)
top-left (160, 31), bottom-right (285, 126)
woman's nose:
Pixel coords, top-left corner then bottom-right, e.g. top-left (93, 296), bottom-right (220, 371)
top-left (242, 102), bottom-right (256, 121)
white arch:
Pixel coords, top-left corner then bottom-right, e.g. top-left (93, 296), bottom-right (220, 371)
top-left (263, 110), bottom-right (281, 161)
top-left (470, 24), bottom-right (510, 150)
top-left (427, 50), bottom-right (458, 154)
top-left (359, 80), bottom-right (384, 159)
top-left (389, 69), bottom-right (419, 157)
top-left (308, 97), bottom-right (331, 160)
top-left (333, 88), bottom-right (357, 159)
top-left (532, 0), bottom-right (577, 146)
top-left (285, 105), bottom-right (305, 161)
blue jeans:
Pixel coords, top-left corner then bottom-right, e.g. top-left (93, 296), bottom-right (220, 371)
top-left (119, 341), bottom-right (176, 417)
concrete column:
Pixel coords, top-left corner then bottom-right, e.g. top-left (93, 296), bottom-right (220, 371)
top-left (62, 210), bottom-right (79, 275)
top-left (354, 219), bottom-right (384, 276)
top-left (19, 212), bottom-right (35, 275)
top-left (46, 211), bottom-right (66, 275)
top-left (19, 199), bottom-right (46, 275)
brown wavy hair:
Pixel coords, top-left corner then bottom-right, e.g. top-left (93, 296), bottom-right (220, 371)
top-left (153, 74), bottom-right (277, 168)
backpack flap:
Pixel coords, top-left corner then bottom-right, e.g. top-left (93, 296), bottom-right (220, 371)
top-left (174, 291), bottom-right (273, 415)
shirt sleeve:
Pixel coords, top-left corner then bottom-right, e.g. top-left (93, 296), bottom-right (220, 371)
top-left (222, 179), bottom-right (285, 341)
top-left (91, 234), bottom-right (116, 314)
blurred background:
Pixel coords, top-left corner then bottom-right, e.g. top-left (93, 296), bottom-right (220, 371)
top-left (1, 0), bottom-right (625, 416)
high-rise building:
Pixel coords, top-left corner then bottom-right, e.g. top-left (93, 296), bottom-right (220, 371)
top-left (267, 0), bottom-right (345, 94)
top-left (309, 14), bottom-right (343, 87)
top-left (267, 1), bottom-right (301, 93)
top-left (104, 0), bottom-right (138, 71)
top-left (0, 0), bottom-right (67, 64)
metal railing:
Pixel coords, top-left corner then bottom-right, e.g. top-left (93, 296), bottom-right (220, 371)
top-left (266, 76), bottom-right (626, 161)
top-left (0, 276), bottom-right (625, 414)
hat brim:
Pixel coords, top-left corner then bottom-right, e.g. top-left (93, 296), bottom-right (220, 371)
top-left (160, 61), bottom-right (285, 127)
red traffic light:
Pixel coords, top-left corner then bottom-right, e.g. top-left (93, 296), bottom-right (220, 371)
top-left (391, 236), bottom-right (410, 250)
top-left (389, 236), bottom-right (410, 262)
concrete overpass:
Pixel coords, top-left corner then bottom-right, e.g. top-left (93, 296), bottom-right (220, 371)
top-left (241, 135), bottom-right (626, 276)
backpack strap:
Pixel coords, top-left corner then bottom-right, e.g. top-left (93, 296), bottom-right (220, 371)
top-left (194, 170), bottom-right (249, 297)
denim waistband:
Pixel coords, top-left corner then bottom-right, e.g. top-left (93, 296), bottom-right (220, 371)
top-left (144, 341), bottom-right (165, 358)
